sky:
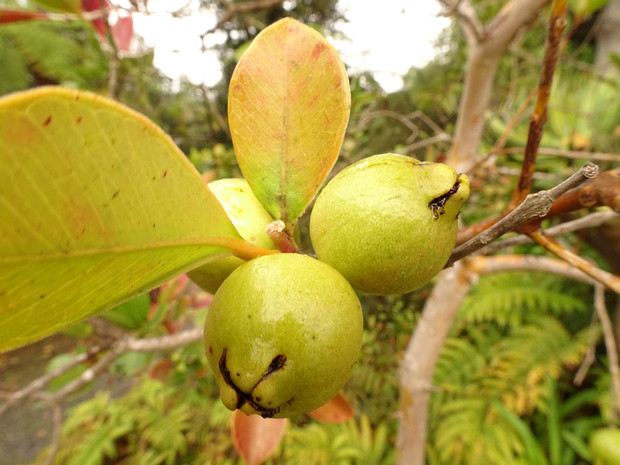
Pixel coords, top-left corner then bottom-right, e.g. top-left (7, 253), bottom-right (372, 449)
top-left (131, 0), bottom-right (450, 92)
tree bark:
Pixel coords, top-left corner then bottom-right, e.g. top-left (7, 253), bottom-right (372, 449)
top-left (445, 0), bottom-right (551, 173)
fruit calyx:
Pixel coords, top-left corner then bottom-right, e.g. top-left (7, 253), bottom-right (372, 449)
top-left (428, 178), bottom-right (463, 219)
top-left (218, 348), bottom-right (292, 418)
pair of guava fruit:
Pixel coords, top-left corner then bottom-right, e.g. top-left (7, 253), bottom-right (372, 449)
top-left (195, 154), bottom-right (469, 418)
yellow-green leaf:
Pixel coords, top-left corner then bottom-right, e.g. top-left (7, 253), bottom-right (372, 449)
top-left (228, 18), bottom-right (350, 225)
top-left (30, 0), bottom-right (81, 14)
top-left (0, 87), bottom-right (245, 352)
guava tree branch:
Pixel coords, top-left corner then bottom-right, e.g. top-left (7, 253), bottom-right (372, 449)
top-left (527, 229), bottom-right (620, 294)
top-left (479, 210), bottom-right (619, 255)
top-left (447, 161), bottom-right (599, 265)
top-left (509, 0), bottom-right (567, 208)
top-left (443, 0), bottom-right (553, 172)
top-left (457, 166), bottom-right (620, 244)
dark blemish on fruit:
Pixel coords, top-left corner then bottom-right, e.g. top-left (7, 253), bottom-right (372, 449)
top-left (163, 170), bottom-right (168, 178)
top-left (43, 116), bottom-right (52, 126)
top-left (428, 179), bottom-right (461, 219)
top-left (40, 294), bottom-right (45, 299)
top-left (77, 116), bottom-right (83, 123)
top-left (266, 354), bottom-right (287, 376)
top-left (218, 348), bottom-right (287, 418)
top-left (112, 190), bottom-right (120, 199)
top-left (208, 346), bottom-right (213, 355)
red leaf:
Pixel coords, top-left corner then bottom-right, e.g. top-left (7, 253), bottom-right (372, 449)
top-left (0, 9), bottom-right (47, 23)
top-left (308, 391), bottom-right (355, 423)
top-left (231, 410), bottom-right (287, 465)
top-left (81, 0), bottom-right (109, 38)
top-left (112, 15), bottom-right (133, 52)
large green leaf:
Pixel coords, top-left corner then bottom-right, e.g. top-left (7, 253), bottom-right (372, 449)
top-left (228, 18), bottom-right (350, 225)
top-left (0, 87), bottom-right (252, 352)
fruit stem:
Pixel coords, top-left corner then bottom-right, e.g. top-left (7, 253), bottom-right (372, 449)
top-left (266, 220), bottom-right (299, 253)
top-left (207, 236), bottom-right (280, 261)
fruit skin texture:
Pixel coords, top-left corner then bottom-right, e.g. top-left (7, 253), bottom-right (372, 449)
top-left (187, 178), bottom-right (277, 294)
top-left (589, 428), bottom-right (620, 465)
top-left (309, 153), bottom-right (470, 295)
top-left (204, 253), bottom-right (363, 418)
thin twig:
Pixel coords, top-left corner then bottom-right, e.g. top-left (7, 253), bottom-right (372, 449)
top-left (574, 309), bottom-right (599, 386)
top-left (0, 344), bottom-right (107, 415)
top-left (594, 285), bottom-right (620, 422)
top-left (448, 161), bottom-right (599, 265)
top-left (0, 328), bottom-right (203, 413)
top-left (496, 146), bottom-right (620, 163)
top-left (42, 402), bottom-right (63, 465)
top-left (528, 229), bottom-right (620, 294)
top-left (438, 0), bottom-right (484, 43)
top-left (478, 210), bottom-right (619, 255)
top-left (509, 0), bottom-right (567, 208)
top-left (200, 0), bottom-right (285, 37)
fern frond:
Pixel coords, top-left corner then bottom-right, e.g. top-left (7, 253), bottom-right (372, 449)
top-left (431, 398), bottom-right (524, 465)
top-left (0, 32), bottom-right (31, 94)
top-left (458, 272), bottom-right (588, 328)
top-left (481, 315), bottom-right (590, 414)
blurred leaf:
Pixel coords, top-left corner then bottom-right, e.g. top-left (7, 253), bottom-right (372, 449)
top-left (569, 0), bottom-right (610, 18)
top-left (30, 0), bottom-right (81, 14)
top-left (113, 351), bottom-right (151, 376)
top-left (0, 87), bottom-right (247, 353)
top-left (101, 293), bottom-right (150, 330)
top-left (231, 410), bottom-right (288, 465)
top-left (309, 391), bottom-right (355, 424)
top-left (111, 15), bottom-right (133, 52)
top-left (0, 9), bottom-right (47, 23)
top-left (46, 352), bottom-right (89, 392)
top-left (228, 17), bottom-right (350, 226)
top-left (61, 321), bottom-right (93, 338)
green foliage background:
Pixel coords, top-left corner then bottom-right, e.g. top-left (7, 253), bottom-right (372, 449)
top-left (2, 0), bottom-right (620, 464)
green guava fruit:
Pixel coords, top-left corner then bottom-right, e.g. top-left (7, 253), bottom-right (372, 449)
top-left (309, 153), bottom-right (470, 295)
top-left (589, 428), bottom-right (620, 465)
top-left (187, 178), bottom-right (277, 294)
top-left (204, 253), bottom-right (363, 418)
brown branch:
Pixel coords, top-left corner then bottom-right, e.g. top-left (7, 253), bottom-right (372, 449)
top-left (509, 0), bottom-right (567, 208)
top-left (528, 229), bottom-right (620, 294)
top-left (457, 165), bottom-right (620, 244)
top-left (594, 285), bottom-right (620, 423)
top-left (448, 161), bottom-right (598, 265)
top-left (495, 146), bottom-right (620, 163)
top-left (546, 168), bottom-right (620, 217)
top-left (479, 210), bottom-right (619, 255)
